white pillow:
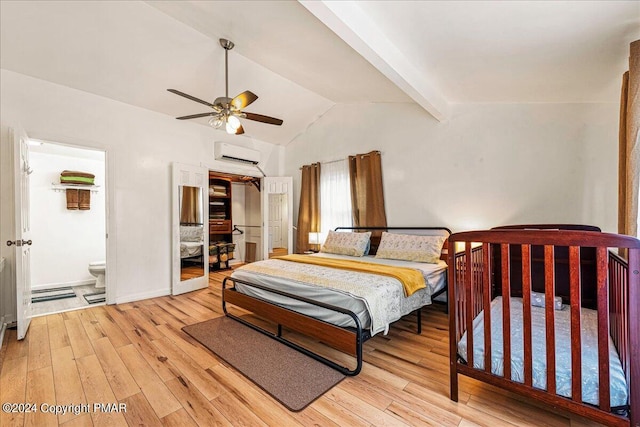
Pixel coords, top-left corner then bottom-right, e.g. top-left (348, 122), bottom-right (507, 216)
top-left (320, 231), bottom-right (371, 257)
top-left (530, 291), bottom-right (564, 310)
top-left (375, 232), bottom-right (446, 263)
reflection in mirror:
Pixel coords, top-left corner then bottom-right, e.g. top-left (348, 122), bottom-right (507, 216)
top-left (179, 185), bottom-right (205, 281)
top-left (268, 193), bottom-right (289, 258)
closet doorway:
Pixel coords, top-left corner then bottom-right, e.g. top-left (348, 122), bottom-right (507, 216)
top-left (28, 140), bottom-right (107, 316)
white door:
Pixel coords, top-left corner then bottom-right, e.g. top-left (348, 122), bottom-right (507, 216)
top-left (11, 128), bottom-right (33, 340)
top-left (261, 177), bottom-right (293, 259)
top-left (172, 163), bottom-right (209, 295)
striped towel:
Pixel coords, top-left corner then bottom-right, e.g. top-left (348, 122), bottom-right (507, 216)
top-left (60, 170), bottom-right (95, 185)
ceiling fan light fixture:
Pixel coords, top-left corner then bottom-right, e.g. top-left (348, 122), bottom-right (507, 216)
top-left (225, 115), bottom-right (241, 134)
top-left (209, 116), bottom-right (224, 128)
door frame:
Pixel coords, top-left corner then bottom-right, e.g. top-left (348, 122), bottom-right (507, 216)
top-left (261, 177), bottom-right (293, 259)
top-left (12, 133), bottom-right (115, 310)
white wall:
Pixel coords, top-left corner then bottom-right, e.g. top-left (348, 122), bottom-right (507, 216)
top-left (285, 102), bottom-right (618, 240)
top-left (30, 148), bottom-right (106, 288)
top-left (0, 70), bottom-right (281, 321)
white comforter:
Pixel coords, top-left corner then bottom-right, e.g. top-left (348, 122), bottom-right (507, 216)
top-left (231, 253), bottom-right (447, 335)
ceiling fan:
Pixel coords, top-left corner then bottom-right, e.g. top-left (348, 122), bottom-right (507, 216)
top-left (167, 38), bottom-right (283, 135)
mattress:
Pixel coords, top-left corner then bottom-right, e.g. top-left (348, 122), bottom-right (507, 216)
top-left (180, 241), bottom-right (203, 258)
top-left (230, 252), bottom-right (447, 336)
top-left (457, 296), bottom-right (628, 407)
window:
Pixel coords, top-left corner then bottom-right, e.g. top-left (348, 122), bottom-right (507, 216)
top-left (320, 159), bottom-right (352, 240)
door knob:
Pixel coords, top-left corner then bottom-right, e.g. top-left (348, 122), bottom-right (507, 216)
top-left (6, 239), bottom-right (32, 247)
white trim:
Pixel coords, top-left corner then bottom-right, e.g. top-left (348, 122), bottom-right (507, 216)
top-left (0, 317), bottom-right (6, 350)
top-left (114, 288), bottom-right (169, 305)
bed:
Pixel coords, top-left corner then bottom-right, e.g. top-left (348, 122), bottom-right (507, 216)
top-left (180, 224), bottom-right (204, 260)
top-left (448, 226), bottom-right (639, 427)
top-left (222, 226), bottom-right (451, 375)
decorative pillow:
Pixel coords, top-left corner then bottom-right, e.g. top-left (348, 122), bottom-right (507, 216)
top-left (375, 232), bottom-right (446, 263)
top-left (180, 225), bottom-right (203, 242)
top-left (530, 291), bottom-right (564, 310)
top-left (320, 231), bottom-right (371, 257)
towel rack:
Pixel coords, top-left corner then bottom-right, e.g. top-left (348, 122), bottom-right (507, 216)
top-left (51, 183), bottom-right (100, 193)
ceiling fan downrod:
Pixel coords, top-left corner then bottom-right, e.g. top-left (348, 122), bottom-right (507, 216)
top-left (220, 38), bottom-right (234, 100)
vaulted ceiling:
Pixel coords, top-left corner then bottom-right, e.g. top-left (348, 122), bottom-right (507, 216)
top-left (1, 1), bottom-right (638, 146)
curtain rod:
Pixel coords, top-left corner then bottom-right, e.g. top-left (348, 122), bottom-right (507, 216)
top-left (299, 151), bottom-right (381, 170)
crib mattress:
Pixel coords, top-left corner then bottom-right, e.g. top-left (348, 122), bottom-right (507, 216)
top-left (457, 296), bottom-right (628, 407)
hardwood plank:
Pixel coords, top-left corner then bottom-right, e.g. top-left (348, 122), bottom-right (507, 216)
top-left (116, 344), bottom-right (182, 418)
top-left (210, 391), bottom-right (269, 427)
top-left (311, 396), bottom-right (371, 427)
top-left (155, 322), bottom-right (221, 369)
top-left (120, 392), bottom-right (163, 427)
top-left (25, 366), bottom-right (57, 427)
top-left (151, 336), bottom-right (225, 401)
top-left (78, 309), bottom-right (107, 342)
top-left (0, 356), bottom-right (28, 427)
top-left (51, 346), bottom-right (87, 425)
top-left (324, 387), bottom-right (411, 427)
top-left (47, 314), bottom-right (71, 350)
top-left (4, 328), bottom-right (29, 360)
top-left (75, 354), bottom-right (127, 427)
top-left (122, 308), bottom-right (163, 340)
top-left (65, 317), bottom-right (95, 358)
top-left (92, 337), bottom-right (140, 400)
top-left (164, 376), bottom-right (233, 427)
top-left (59, 414), bottom-right (93, 426)
top-left (28, 322), bottom-right (51, 371)
top-left (161, 408), bottom-right (199, 427)
top-left (206, 363), bottom-right (303, 427)
top-left (91, 307), bottom-right (130, 348)
top-left (119, 327), bottom-right (179, 382)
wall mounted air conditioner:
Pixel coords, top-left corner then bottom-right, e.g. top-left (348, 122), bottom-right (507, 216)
top-left (214, 142), bottom-right (260, 166)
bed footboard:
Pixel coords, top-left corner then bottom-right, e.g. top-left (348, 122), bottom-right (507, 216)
top-left (448, 229), bottom-right (639, 427)
top-left (222, 276), bottom-right (369, 376)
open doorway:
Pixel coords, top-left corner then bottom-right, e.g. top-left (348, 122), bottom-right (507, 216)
top-left (28, 140), bottom-right (107, 316)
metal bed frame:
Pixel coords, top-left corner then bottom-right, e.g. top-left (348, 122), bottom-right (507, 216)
top-left (221, 226), bottom-right (451, 376)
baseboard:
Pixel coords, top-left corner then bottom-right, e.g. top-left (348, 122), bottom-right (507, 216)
top-left (31, 279), bottom-right (96, 291)
top-left (114, 288), bottom-right (170, 304)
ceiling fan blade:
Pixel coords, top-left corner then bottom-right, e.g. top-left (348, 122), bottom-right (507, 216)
top-left (235, 124), bottom-right (245, 135)
top-left (243, 112), bottom-right (283, 126)
top-left (176, 112), bottom-right (216, 120)
top-left (167, 89), bottom-right (214, 108)
top-left (231, 91), bottom-right (258, 110)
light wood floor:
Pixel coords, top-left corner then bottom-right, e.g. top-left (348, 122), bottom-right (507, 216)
top-left (0, 269), bottom-right (605, 427)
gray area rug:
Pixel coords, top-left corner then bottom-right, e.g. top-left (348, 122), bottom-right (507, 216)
top-left (182, 316), bottom-right (345, 411)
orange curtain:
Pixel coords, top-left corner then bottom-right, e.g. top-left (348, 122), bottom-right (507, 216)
top-left (348, 151), bottom-right (387, 238)
top-left (296, 163), bottom-right (321, 253)
top-left (619, 40), bottom-right (640, 239)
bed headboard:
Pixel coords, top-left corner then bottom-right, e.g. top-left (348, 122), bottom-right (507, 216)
top-left (334, 226), bottom-right (452, 260)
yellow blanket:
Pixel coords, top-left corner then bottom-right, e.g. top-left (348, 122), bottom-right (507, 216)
top-left (275, 254), bottom-right (426, 296)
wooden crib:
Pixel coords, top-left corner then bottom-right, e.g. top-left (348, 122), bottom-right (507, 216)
top-left (448, 227), bottom-right (639, 427)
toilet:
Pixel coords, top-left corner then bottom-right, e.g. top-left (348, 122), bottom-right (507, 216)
top-left (88, 261), bottom-right (106, 289)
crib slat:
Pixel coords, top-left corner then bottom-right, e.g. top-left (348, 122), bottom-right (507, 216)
top-left (521, 244), bottom-right (533, 387)
top-left (628, 248), bottom-right (639, 427)
top-left (483, 243), bottom-right (492, 374)
top-left (501, 244), bottom-right (511, 381)
top-left (569, 246), bottom-right (582, 403)
top-left (465, 244), bottom-right (474, 369)
top-left (544, 245), bottom-right (556, 395)
top-left (596, 246), bottom-right (610, 412)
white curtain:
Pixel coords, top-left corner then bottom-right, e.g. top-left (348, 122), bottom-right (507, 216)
top-left (320, 159), bottom-right (353, 239)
